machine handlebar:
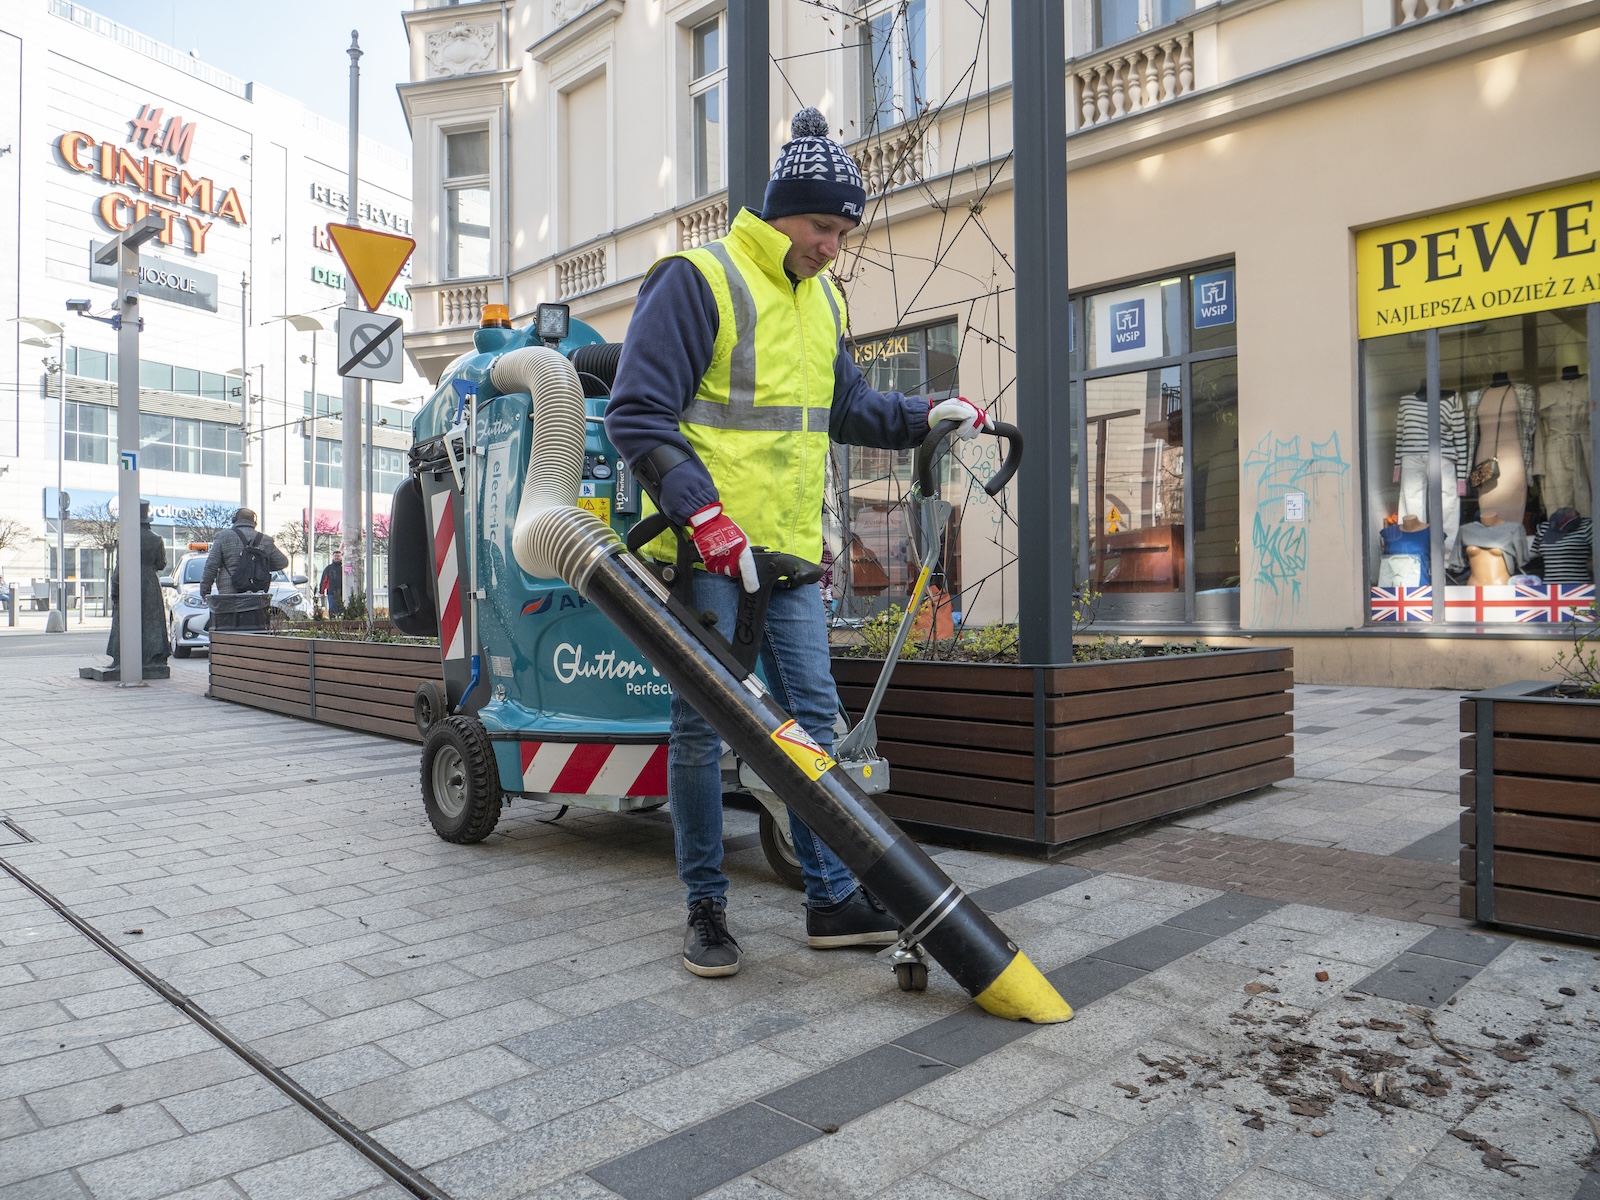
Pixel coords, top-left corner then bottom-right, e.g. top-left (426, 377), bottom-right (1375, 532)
top-left (915, 417), bottom-right (1025, 500)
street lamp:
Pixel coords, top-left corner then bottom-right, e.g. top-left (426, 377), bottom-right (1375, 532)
top-left (226, 364), bottom-right (266, 520)
top-left (277, 314), bottom-right (325, 580)
top-left (12, 316), bottom-right (67, 632)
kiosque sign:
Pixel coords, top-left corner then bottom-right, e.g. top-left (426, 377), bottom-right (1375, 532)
top-left (1356, 177), bottom-right (1598, 338)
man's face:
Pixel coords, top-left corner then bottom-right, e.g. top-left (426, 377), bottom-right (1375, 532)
top-left (768, 213), bottom-right (855, 279)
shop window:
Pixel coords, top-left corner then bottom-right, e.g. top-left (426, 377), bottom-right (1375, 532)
top-left (64, 400), bottom-right (112, 464)
top-left (1075, 264), bottom-right (1240, 623)
top-left (689, 14), bottom-right (725, 198)
top-left (859, 0), bottom-right (926, 132)
top-left (836, 320), bottom-right (959, 618)
top-left (444, 128), bottom-right (491, 279)
top-left (1364, 308), bottom-right (1595, 625)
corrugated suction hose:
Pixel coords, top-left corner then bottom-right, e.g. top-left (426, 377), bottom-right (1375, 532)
top-left (496, 347), bottom-right (621, 591)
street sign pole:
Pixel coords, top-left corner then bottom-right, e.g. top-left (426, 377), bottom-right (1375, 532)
top-left (96, 214), bottom-right (164, 685)
top-left (342, 30), bottom-right (364, 601)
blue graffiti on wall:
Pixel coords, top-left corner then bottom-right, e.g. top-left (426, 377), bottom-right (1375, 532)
top-left (1242, 432), bottom-right (1350, 625)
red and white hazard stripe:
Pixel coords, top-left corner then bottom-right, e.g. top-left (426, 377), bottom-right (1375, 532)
top-left (430, 490), bottom-right (465, 661)
top-left (519, 742), bottom-right (668, 797)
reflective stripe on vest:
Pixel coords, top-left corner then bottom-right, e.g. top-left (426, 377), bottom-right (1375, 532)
top-left (680, 241), bottom-right (843, 433)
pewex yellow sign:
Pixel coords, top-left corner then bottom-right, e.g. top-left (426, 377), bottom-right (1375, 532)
top-left (1356, 177), bottom-right (1600, 339)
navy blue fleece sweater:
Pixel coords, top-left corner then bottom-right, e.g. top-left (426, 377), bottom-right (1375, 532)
top-left (603, 256), bottom-right (931, 525)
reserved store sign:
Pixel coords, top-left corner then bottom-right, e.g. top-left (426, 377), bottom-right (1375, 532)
top-left (1356, 177), bottom-right (1599, 338)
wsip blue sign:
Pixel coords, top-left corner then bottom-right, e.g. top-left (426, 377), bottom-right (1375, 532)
top-left (1108, 299), bottom-right (1146, 350)
top-left (1192, 269), bottom-right (1235, 328)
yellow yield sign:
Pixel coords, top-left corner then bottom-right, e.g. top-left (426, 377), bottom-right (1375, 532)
top-left (326, 222), bottom-right (415, 312)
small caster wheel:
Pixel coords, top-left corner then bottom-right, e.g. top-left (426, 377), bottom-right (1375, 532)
top-left (895, 961), bottom-right (928, 992)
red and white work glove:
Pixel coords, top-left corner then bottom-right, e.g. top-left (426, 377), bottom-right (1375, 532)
top-left (688, 503), bottom-right (760, 593)
top-left (928, 395), bottom-right (992, 441)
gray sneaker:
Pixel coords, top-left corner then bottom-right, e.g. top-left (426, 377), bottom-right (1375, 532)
top-left (683, 898), bottom-right (742, 977)
top-left (806, 888), bottom-right (900, 948)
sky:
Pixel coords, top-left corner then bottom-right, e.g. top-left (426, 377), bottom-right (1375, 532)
top-left (80, 0), bottom-right (415, 151)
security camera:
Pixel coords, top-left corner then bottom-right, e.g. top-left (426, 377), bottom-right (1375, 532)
top-left (65, 299), bottom-right (91, 313)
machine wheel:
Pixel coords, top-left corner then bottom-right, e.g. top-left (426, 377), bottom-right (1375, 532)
top-left (895, 961), bottom-right (929, 992)
top-left (421, 715), bottom-right (503, 843)
top-left (758, 807), bottom-right (805, 891)
top-left (173, 646), bottom-right (191, 659)
top-left (413, 681), bottom-right (448, 736)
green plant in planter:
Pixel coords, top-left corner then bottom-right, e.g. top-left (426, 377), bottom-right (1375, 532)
top-left (1549, 603), bottom-right (1600, 698)
top-left (342, 589), bottom-right (369, 622)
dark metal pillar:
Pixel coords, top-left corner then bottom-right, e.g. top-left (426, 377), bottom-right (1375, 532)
top-left (1011, 0), bottom-right (1075, 664)
top-left (727, 0), bottom-right (771, 219)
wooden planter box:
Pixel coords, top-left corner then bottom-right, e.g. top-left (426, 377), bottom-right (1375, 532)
top-left (209, 632), bottom-right (443, 743)
top-left (830, 647), bottom-right (1294, 853)
top-left (1459, 682), bottom-right (1600, 941)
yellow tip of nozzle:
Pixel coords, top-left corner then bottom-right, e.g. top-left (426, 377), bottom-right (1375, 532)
top-left (973, 952), bottom-right (1074, 1023)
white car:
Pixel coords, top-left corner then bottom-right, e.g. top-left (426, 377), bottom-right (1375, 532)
top-left (163, 550), bottom-right (309, 657)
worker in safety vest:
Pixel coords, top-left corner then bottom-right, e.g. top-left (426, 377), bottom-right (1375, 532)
top-left (606, 108), bottom-right (991, 979)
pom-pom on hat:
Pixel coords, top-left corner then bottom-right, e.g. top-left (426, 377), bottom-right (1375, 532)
top-left (761, 108), bottom-right (867, 226)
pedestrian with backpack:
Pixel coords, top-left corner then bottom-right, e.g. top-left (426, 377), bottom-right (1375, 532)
top-left (201, 508), bottom-right (288, 632)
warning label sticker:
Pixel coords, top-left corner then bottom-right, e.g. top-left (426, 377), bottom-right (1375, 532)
top-left (577, 496), bottom-right (612, 523)
top-left (770, 720), bottom-right (836, 781)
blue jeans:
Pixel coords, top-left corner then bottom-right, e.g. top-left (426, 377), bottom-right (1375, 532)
top-left (669, 571), bottom-right (858, 911)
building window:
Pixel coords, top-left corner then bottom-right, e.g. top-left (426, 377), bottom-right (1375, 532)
top-left (137, 414), bottom-right (239, 477)
top-left (1095, 0), bottom-right (1195, 48)
top-left (304, 437), bottom-right (343, 489)
top-left (303, 391), bottom-right (341, 419)
top-left (444, 128), bottom-right (491, 279)
top-left (375, 446), bottom-right (407, 497)
top-left (200, 422), bottom-right (242, 478)
top-left (689, 14), bottom-right (726, 197)
top-left (837, 320), bottom-right (959, 617)
top-left (1363, 309), bottom-right (1595, 626)
top-left (860, 0), bottom-right (927, 131)
top-left (140, 414), bottom-right (200, 474)
top-left (1074, 264), bottom-right (1241, 624)
top-left (64, 401), bottom-right (112, 464)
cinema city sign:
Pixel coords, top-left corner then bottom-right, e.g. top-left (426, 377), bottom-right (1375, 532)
top-left (57, 104), bottom-right (249, 255)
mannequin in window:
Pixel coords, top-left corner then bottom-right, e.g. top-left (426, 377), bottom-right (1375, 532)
top-left (1379, 514), bottom-right (1431, 585)
top-left (1533, 362), bottom-right (1591, 517)
top-left (1466, 372), bottom-right (1536, 523)
top-left (1393, 385), bottom-right (1465, 559)
top-left (1531, 507), bottom-right (1593, 583)
top-left (1458, 510), bottom-right (1530, 586)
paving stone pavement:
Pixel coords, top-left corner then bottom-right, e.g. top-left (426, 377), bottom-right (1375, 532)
top-left (1, 632), bottom-right (1597, 1199)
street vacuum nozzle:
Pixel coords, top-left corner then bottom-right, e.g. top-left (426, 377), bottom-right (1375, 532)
top-left (494, 348), bottom-right (1072, 1024)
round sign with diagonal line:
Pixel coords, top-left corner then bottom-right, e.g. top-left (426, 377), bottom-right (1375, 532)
top-left (336, 308), bottom-right (404, 382)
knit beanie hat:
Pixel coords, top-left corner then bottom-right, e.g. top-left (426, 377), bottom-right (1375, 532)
top-left (761, 108), bottom-right (867, 226)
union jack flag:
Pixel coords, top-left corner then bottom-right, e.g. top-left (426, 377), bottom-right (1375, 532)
top-left (1512, 583), bottom-right (1596, 623)
top-left (1371, 585), bottom-right (1433, 622)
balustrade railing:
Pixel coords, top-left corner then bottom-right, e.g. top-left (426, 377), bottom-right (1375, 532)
top-left (849, 126), bottom-right (929, 197)
top-left (558, 245), bottom-right (608, 298)
top-left (438, 283), bottom-right (491, 327)
top-left (1074, 31), bottom-right (1194, 129)
top-left (1396, 0), bottom-right (1478, 23)
top-left (678, 197), bottom-right (729, 249)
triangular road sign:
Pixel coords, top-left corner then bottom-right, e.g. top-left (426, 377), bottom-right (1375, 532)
top-left (326, 223), bottom-right (415, 311)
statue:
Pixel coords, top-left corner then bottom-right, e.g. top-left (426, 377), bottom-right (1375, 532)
top-left (103, 500), bottom-right (171, 679)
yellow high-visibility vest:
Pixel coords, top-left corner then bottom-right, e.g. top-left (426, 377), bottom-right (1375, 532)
top-left (639, 208), bottom-right (844, 566)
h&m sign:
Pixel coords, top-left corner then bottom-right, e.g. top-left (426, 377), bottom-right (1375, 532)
top-left (57, 103), bottom-right (248, 255)
top-left (1356, 177), bottom-right (1598, 337)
